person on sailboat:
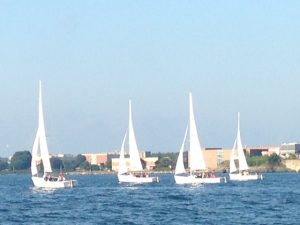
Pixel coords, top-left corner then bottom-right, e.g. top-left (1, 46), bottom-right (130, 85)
top-left (242, 170), bottom-right (249, 176)
top-left (59, 173), bottom-right (65, 181)
top-left (44, 173), bottom-right (50, 181)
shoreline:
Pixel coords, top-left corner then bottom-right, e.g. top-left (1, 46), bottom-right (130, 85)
top-left (1, 165), bottom-right (296, 176)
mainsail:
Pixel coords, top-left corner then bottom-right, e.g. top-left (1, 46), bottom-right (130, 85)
top-left (128, 100), bottom-right (143, 171)
top-left (188, 93), bottom-right (206, 171)
top-left (236, 112), bottom-right (248, 171)
top-left (31, 81), bottom-right (52, 176)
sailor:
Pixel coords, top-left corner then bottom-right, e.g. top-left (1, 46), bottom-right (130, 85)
top-left (58, 173), bottom-right (64, 181)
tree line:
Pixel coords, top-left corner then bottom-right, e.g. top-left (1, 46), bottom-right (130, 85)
top-left (0, 151), bottom-right (106, 173)
top-left (0, 150), bottom-right (285, 173)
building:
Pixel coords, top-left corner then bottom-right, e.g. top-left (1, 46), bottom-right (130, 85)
top-left (112, 158), bottom-right (130, 171)
top-left (50, 154), bottom-right (74, 160)
top-left (245, 146), bottom-right (269, 157)
top-left (279, 143), bottom-right (300, 158)
top-left (111, 152), bottom-right (158, 171)
top-left (83, 153), bottom-right (108, 165)
top-left (202, 148), bottom-right (232, 170)
top-left (141, 157), bottom-right (159, 170)
top-left (262, 146), bottom-right (280, 156)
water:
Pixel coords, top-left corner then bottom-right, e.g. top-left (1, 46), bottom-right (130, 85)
top-left (1, 173), bottom-right (300, 225)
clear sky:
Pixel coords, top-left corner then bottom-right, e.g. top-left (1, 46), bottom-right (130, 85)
top-left (1, 1), bottom-right (300, 157)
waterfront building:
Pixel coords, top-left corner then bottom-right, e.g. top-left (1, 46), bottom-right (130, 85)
top-left (111, 154), bottom-right (158, 171)
top-left (50, 154), bottom-right (74, 160)
top-left (202, 148), bottom-right (231, 170)
top-left (261, 146), bottom-right (280, 156)
top-left (245, 146), bottom-right (269, 157)
top-left (279, 143), bottom-right (300, 158)
top-left (83, 153), bottom-right (108, 165)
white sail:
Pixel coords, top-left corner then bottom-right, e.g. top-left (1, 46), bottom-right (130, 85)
top-left (118, 131), bottom-right (128, 175)
top-left (38, 81), bottom-right (52, 174)
top-left (236, 112), bottom-right (248, 171)
top-left (128, 100), bottom-right (143, 171)
top-left (175, 126), bottom-right (188, 175)
top-left (188, 93), bottom-right (206, 171)
top-left (31, 130), bottom-right (40, 176)
top-left (229, 139), bottom-right (238, 173)
top-left (31, 81), bottom-right (52, 176)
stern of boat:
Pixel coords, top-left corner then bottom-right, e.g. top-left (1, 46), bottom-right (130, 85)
top-left (64, 180), bottom-right (77, 188)
top-left (152, 176), bottom-right (159, 183)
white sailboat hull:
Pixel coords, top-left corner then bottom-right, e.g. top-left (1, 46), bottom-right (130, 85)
top-left (32, 177), bottom-right (77, 188)
top-left (174, 174), bottom-right (226, 184)
top-left (229, 173), bottom-right (263, 181)
top-left (118, 174), bottom-right (159, 184)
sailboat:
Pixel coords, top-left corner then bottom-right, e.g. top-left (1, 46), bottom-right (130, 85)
top-left (118, 100), bottom-right (159, 184)
top-left (174, 93), bottom-right (226, 184)
top-left (31, 81), bottom-right (77, 188)
top-left (229, 112), bottom-right (263, 181)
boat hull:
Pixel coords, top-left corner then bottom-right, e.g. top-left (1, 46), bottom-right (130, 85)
top-left (118, 174), bottom-right (159, 184)
top-left (174, 174), bottom-right (226, 184)
top-left (32, 177), bottom-right (77, 188)
top-left (229, 173), bottom-right (263, 181)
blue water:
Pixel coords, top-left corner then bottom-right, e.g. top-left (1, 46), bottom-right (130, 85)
top-left (0, 173), bottom-right (300, 225)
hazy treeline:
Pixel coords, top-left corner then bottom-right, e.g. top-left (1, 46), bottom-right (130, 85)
top-left (0, 150), bottom-right (284, 173)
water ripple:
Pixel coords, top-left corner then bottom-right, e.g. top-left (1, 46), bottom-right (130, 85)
top-left (1, 173), bottom-right (300, 224)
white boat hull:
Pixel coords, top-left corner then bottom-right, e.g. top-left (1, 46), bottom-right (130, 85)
top-left (174, 174), bottom-right (226, 184)
top-left (118, 174), bottom-right (159, 184)
top-left (229, 173), bottom-right (263, 181)
top-left (32, 177), bottom-right (77, 188)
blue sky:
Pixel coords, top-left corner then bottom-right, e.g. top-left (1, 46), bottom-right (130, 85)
top-left (1, 1), bottom-right (300, 157)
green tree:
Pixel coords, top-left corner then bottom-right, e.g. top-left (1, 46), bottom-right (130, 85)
top-left (152, 152), bottom-right (178, 170)
top-left (80, 161), bottom-right (90, 170)
top-left (268, 153), bottom-right (281, 168)
top-left (74, 154), bottom-right (86, 168)
top-left (50, 157), bottom-right (64, 170)
top-left (106, 160), bottom-right (112, 171)
top-left (91, 164), bottom-right (100, 171)
top-left (0, 160), bottom-right (9, 171)
top-left (156, 157), bottom-right (172, 170)
top-left (62, 160), bottom-right (75, 171)
top-left (10, 151), bottom-right (32, 170)
top-left (99, 163), bottom-right (106, 170)
top-left (246, 156), bottom-right (268, 167)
